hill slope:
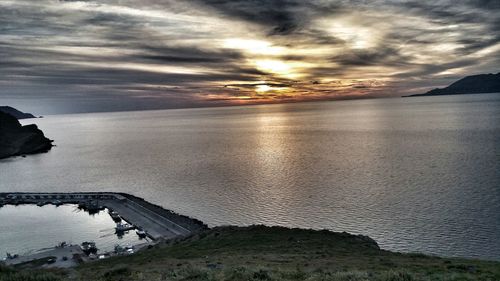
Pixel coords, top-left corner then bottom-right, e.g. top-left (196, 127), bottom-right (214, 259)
top-left (406, 72), bottom-right (500, 97)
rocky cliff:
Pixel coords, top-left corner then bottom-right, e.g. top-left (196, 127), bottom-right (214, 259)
top-left (405, 72), bottom-right (500, 97)
top-left (0, 111), bottom-right (53, 159)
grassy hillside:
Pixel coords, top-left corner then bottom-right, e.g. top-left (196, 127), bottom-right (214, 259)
top-left (2, 226), bottom-right (500, 281)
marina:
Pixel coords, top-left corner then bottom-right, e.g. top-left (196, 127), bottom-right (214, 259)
top-left (0, 192), bottom-right (206, 267)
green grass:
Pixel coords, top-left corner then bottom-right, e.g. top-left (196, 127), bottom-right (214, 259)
top-left (0, 264), bottom-right (62, 281)
top-left (2, 226), bottom-right (500, 280)
top-left (12, 257), bottom-right (58, 269)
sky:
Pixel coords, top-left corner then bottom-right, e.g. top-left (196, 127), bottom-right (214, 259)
top-left (0, 0), bottom-right (499, 114)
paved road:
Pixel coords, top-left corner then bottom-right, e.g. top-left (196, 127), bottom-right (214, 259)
top-left (104, 199), bottom-right (189, 240)
top-left (5, 245), bottom-right (85, 268)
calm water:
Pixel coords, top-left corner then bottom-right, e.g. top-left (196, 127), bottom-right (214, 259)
top-left (0, 205), bottom-right (142, 259)
top-left (1, 94), bottom-right (499, 260)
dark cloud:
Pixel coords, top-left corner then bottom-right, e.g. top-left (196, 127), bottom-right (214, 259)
top-left (136, 45), bottom-right (244, 64)
top-left (140, 55), bottom-right (225, 63)
top-left (467, 0), bottom-right (500, 10)
top-left (189, 0), bottom-right (302, 35)
top-left (186, 0), bottom-right (343, 37)
top-left (331, 47), bottom-right (409, 67)
top-left (224, 82), bottom-right (292, 89)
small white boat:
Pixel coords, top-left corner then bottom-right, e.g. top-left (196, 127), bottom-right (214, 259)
top-left (115, 223), bottom-right (134, 233)
top-left (136, 228), bottom-right (147, 238)
top-left (98, 254), bottom-right (109, 260)
top-left (109, 210), bottom-right (121, 222)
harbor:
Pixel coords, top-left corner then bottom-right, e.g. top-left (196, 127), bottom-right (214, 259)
top-left (0, 192), bottom-right (206, 267)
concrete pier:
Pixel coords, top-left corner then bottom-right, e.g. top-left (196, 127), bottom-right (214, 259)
top-left (0, 192), bottom-right (205, 241)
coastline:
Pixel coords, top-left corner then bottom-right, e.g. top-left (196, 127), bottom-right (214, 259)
top-left (2, 225), bottom-right (500, 280)
top-left (1, 193), bottom-right (500, 280)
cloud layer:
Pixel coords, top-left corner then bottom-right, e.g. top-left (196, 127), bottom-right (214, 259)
top-left (0, 0), bottom-right (499, 113)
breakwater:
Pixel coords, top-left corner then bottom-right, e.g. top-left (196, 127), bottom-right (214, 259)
top-left (0, 192), bottom-right (206, 240)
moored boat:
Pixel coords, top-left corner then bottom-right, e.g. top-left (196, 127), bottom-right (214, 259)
top-left (53, 200), bottom-right (63, 206)
top-left (115, 223), bottom-right (135, 233)
top-left (109, 210), bottom-right (121, 222)
top-left (136, 228), bottom-right (147, 238)
top-left (114, 244), bottom-right (135, 255)
top-left (81, 241), bottom-right (98, 255)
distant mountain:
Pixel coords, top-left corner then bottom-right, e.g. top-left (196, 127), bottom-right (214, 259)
top-left (405, 72), bottom-right (500, 97)
top-left (0, 106), bottom-right (35, 119)
top-left (0, 111), bottom-right (53, 159)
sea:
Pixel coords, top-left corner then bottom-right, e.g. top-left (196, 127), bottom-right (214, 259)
top-left (1, 93), bottom-right (499, 260)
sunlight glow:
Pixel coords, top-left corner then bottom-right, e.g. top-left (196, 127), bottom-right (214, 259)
top-left (328, 22), bottom-right (378, 49)
top-left (224, 39), bottom-right (285, 55)
top-left (255, 60), bottom-right (291, 74)
top-left (256, 84), bottom-right (272, 92)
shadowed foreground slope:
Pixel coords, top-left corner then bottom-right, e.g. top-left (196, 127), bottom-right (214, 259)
top-left (2, 226), bottom-right (499, 281)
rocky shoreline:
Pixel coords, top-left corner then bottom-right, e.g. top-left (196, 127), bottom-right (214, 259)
top-left (0, 111), bottom-right (53, 159)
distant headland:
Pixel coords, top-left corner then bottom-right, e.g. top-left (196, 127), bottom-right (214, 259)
top-left (0, 106), bottom-right (36, 119)
top-left (0, 107), bottom-right (53, 159)
top-left (404, 72), bottom-right (500, 97)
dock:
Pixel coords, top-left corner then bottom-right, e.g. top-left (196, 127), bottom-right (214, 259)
top-left (104, 198), bottom-right (190, 239)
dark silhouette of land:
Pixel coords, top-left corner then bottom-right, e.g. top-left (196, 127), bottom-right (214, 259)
top-left (0, 110), bottom-right (53, 159)
top-left (404, 72), bottom-right (500, 97)
top-left (0, 106), bottom-right (36, 119)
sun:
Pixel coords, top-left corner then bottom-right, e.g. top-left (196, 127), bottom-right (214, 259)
top-left (256, 84), bottom-right (272, 92)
